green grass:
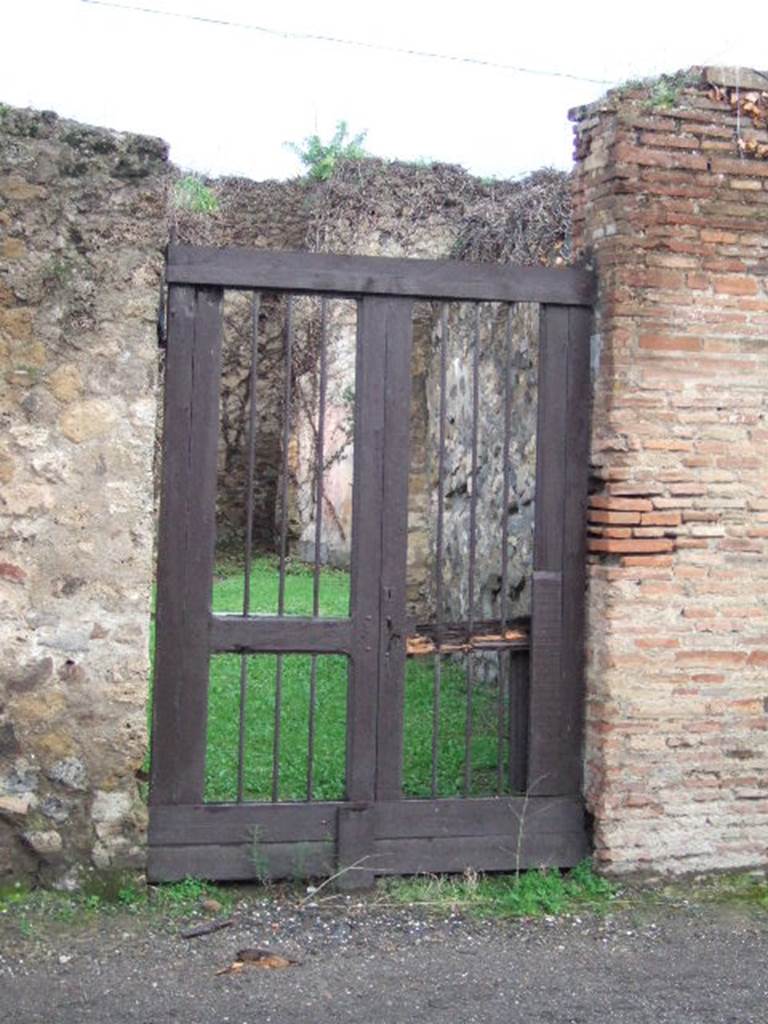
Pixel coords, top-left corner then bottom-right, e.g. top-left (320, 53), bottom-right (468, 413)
top-left (0, 875), bottom-right (235, 936)
top-left (212, 555), bottom-right (350, 617)
top-left (204, 560), bottom-right (509, 802)
top-left (383, 860), bottom-right (617, 919)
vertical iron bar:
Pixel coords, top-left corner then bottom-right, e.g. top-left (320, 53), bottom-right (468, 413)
top-left (498, 303), bottom-right (514, 794)
top-left (464, 304), bottom-right (481, 797)
top-left (432, 304), bottom-right (449, 799)
top-left (307, 298), bottom-right (328, 801)
top-left (277, 297), bottom-right (294, 617)
top-left (497, 650), bottom-right (508, 794)
top-left (237, 292), bottom-right (261, 803)
top-left (273, 296), bottom-right (294, 802)
top-left (312, 297), bottom-right (329, 616)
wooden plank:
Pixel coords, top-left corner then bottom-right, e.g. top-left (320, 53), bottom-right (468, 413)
top-left (560, 306), bottom-right (593, 796)
top-left (376, 298), bottom-right (414, 800)
top-left (209, 615), bottom-right (353, 654)
top-left (336, 805), bottom-right (376, 890)
top-left (373, 830), bottom-right (589, 875)
top-left (345, 297), bottom-right (386, 803)
top-left (532, 305), bottom-right (569, 574)
top-left (528, 572), bottom-right (564, 794)
top-left (528, 304), bottom-right (591, 796)
top-left (372, 795), bottom-right (584, 839)
top-left (528, 303), bottom-right (569, 798)
top-left (147, 841), bottom-right (335, 883)
top-left (166, 244), bottom-right (595, 306)
top-left (148, 802), bottom-right (341, 846)
top-left (150, 286), bottom-right (223, 806)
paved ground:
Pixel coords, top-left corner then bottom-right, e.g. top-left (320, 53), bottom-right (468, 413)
top-left (1, 890), bottom-right (767, 1023)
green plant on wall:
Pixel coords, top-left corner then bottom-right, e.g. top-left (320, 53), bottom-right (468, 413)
top-left (286, 120), bottom-right (368, 181)
top-left (173, 174), bottom-right (219, 214)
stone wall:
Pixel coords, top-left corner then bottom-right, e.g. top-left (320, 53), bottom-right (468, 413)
top-left (0, 107), bottom-right (169, 885)
top-left (572, 67), bottom-right (768, 875)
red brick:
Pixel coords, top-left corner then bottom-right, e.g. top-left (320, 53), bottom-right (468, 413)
top-left (587, 538), bottom-right (675, 555)
top-left (589, 495), bottom-right (654, 512)
top-left (675, 650), bottom-right (748, 667)
top-left (640, 512), bottom-right (682, 526)
top-left (621, 555), bottom-right (675, 568)
top-left (638, 334), bottom-right (701, 352)
top-left (712, 275), bottom-right (759, 296)
top-left (588, 510), bottom-right (642, 526)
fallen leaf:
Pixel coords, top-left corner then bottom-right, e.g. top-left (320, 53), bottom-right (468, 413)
top-left (216, 947), bottom-right (300, 975)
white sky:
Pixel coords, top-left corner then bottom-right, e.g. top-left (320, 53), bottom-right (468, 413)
top-left (3, 0), bottom-right (768, 182)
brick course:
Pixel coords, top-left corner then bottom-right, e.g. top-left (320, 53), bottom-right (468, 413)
top-left (571, 67), bottom-right (768, 875)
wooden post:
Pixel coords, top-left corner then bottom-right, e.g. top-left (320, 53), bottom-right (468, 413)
top-left (528, 305), bottom-right (592, 796)
top-left (150, 285), bottom-right (223, 806)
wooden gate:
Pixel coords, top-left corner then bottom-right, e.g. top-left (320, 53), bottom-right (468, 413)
top-left (148, 245), bottom-right (594, 884)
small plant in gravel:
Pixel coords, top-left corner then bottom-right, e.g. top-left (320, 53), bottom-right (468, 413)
top-left (383, 860), bottom-right (617, 919)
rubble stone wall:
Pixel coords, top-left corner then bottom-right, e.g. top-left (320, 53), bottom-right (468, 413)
top-left (0, 107), bottom-right (169, 885)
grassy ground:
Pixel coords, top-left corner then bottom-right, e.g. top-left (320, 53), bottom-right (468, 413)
top-left (3, 867), bottom-right (767, 931)
top-left (205, 558), bottom-right (508, 802)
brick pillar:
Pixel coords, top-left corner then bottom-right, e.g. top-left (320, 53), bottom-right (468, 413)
top-left (571, 67), bottom-right (768, 874)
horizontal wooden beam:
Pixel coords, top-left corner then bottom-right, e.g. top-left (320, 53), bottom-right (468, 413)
top-left (147, 841), bottom-right (335, 883)
top-left (149, 796), bottom-right (585, 846)
top-left (149, 801), bottom-right (342, 845)
top-left (209, 614), bottom-right (353, 654)
top-left (373, 795), bottom-right (583, 839)
top-left (373, 830), bottom-right (589, 875)
top-left (166, 244), bottom-right (595, 306)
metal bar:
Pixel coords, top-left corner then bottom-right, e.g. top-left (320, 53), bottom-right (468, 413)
top-left (431, 656), bottom-right (441, 799)
top-left (499, 304), bottom-right (514, 795)
top-left (237, 292), bottom-right (261, 804)
top-left (243, 292), bottom-right (262, 616)
top-left (237, 657), bottom-right (248, 803)
top-left (272, 296), bottom-right (293, 804)
top-left (500, 304), bottom-right (514, 634)
top-left (307, 298), bottom-right (328, 801)
top-left (432, 304), bottom-right (449, 798)
top-left (497, 651), bottom-right (507, 795)
top-left (272, 654), bottom-right (283, 802)
top-left (167, 244), bottom-right (596, 306)
top-left (307, 655), bottom-right (318, 801)
top-left (313, 297), bottom-right (329, 617)
top-left (277, 296), bottom-right (294, 617)
top-left (463, 304), bottom-right (481, 797)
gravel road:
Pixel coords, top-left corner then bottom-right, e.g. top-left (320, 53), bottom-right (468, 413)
top-left (1, 891), bottom-right (766, 1023)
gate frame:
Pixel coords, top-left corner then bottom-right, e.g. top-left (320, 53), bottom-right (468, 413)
top-left (148, 245), bottom-right (594, 883)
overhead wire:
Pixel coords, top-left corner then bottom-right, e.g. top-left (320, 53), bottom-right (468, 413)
top-left (79, 0), bottom-right (617, 86)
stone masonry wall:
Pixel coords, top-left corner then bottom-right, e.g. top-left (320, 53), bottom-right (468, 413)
top-left (0, 107), bottom-right (169, 885)
top-left (572, 67), bottom-right (768, 874)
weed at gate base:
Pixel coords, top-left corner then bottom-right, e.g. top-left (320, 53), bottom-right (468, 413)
top-left (383, 860), bottom-right (617, 919)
